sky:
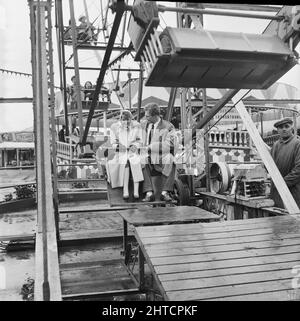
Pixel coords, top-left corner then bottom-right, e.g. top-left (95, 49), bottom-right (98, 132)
top-left (0, 1), bottom-right (299, 132)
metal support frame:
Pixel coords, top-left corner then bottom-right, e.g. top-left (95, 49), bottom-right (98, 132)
top-left (69, 0), bottom-right (84, 142)
top-left (55, 0), bottom-right (69, 136)
top-left (124, 3), bottom-right (285, 21)
top-left (165, 87), bottom-right (177, 122)
top-left (82, 0), bottom-right (126, 146)
top-left (137, 62), bottom-right (143, 121)
top-left (46, 0), bottom-right (60, 239)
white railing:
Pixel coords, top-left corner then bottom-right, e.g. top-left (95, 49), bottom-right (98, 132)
top-left (140, 28), bottom-right (163, 77)
top-left (56, 140), bottom-right (76, 161)
top-left (208, 130), bottom-right (251, 148)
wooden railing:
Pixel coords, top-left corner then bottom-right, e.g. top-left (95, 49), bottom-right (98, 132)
top-left (263, 134), bottom-right (280, 147)
top-left (208, 130), bottom-right (251, 148)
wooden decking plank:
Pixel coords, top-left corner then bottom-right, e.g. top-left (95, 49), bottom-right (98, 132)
top-left (136, 216), bottom-right (298, 237)
top-left (60, 259), bottom-right (122, 271)
top-left (155, 252), bottom-right (300, 274)
top-left (163, 268), bottom-right (295, 292)
top-left (159, 260), bottom-right (300, 282)
top-left (59, 229), bottom-right (124, 241)
top-left (146, 237), bottom-right (300, 258)
top-left (60, 259), bottom-right (136, 296)
top-left (151, 244), bottom-right (300, 265)
top-left (203, 289), bottom-right (300, 301)
top-left (118, 206), bottom-right (219, 226)
top-left (143, 233), bottom-right (300, 251)
top-left (166, 279), bottom-right (295, 301)
top-left (136, 215), bottom-right (292, 233)
top-left (137, 227), bottom-right (296, 245)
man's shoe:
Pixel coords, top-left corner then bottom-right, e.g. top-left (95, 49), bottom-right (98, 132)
top-left (142, 194), bottom-right (155, 202)
top-left (160, 192), bottom-right (173, 202)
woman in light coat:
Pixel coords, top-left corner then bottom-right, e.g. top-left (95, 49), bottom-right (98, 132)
top-left (107, 110), bottom-right (144, 199)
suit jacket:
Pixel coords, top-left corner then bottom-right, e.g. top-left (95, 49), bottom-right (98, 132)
top-left (140, 118), bottom-right (178, 176)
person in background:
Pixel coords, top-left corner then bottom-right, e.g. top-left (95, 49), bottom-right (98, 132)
top-left (67, 76), bottom-right (84, 109)
top-left (64, 19), bottom-right (72, 41)
top-left (58, 125), bottom-right (66, 142)
top-left (107, 110), bottom-right (144, 200)
top-left (77, 15), bottom-right (96, 43)
top-left (72, 124), bottom-right (80, 137)
top-left (84, 81), bottom-right (94, 101)
top-left (140, 103), bottom-right (178, 202)
top-left (270, 117), bottom-right (300, 209)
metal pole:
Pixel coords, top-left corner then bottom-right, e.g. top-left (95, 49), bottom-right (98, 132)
top-left (28, 0), bottom-right (38, 172)
top-left (47, 1), bottom-right (60, 240)
top-left (260, 112), bottom-right (264, 137)
top-left (128, 70), bottom-right (132, 110)
top-left (56, 0), bottom-right (69, 136)
top-left (124, 3), bottom-right (284, 21)
top-left (137, 62), bottom-right (143, 121)
top-left (69, 0), bottom-right (84, 143)
top-left (203, 89), bottom-right (210, 192)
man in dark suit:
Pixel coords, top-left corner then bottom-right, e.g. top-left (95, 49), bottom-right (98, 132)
top-left (140, 103), bottom-right (178, 202)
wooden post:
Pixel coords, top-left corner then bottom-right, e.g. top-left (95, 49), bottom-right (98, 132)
top-left (16, 148), bottom-right (20, 167)
top-left (103, 112), bottom-right (107, 136)
top-left (233, 90), bottom-right (300, 215)
top-left (123, 220), bottom-right (129, 265)
top-left (138, 246), bottom-right (145, 291)
top-left (137, 62), bottom-right (143, 122)
top-left (203, 89), bottom-right (211, 192)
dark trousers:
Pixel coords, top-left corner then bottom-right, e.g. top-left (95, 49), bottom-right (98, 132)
top-left (142, 163), bottom-right (176, 193)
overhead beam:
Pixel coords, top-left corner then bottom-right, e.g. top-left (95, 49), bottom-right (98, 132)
top-left (76, 45), bottom-right (132, 51)
top-left (201, 4), bottom-right (282, 12)
top-left (124, 3), bottom-right (284, 21)
top-left (82, 1), bottom-right (125, 145)
top-left (0, 97), bottom-right (33, 103)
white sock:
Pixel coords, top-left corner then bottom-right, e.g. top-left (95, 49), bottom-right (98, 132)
top-left (146, 191), bottom-right (153, 196)
top-left (162, 191), bottom-right (168, 195)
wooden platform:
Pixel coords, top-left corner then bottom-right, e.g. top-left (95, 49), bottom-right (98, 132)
top-left (135, 214), bottom-right (300, 301)
top-left (118, 206), bottom-right (220, 226)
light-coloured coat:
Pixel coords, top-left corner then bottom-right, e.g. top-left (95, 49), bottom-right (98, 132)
top-left (140, 118), bottom-right (178, 176)
top-left (107, 120), bottom-right (144, 188)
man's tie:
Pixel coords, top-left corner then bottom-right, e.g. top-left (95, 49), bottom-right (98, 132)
top-left (148, 123), bottom-right (153, 145)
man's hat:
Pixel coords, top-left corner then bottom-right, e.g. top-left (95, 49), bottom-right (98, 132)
top-left (274, 117), bottom-right (293, 128)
